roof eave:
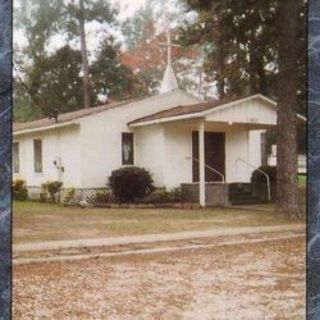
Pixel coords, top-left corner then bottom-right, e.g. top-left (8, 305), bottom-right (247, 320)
top-left (129, 113), bottom-right (204, 127)
top-left (13, 121), bottom-right (79, 136)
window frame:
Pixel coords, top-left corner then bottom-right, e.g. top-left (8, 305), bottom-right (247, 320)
top-left (13, 141), bottom-right (20, 173)
top-left (33, 139), bottom-right (43, 173)
top-left (121, 132), bottom-right (134, 166)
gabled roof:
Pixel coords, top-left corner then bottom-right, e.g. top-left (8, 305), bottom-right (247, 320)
top-left (13, 100), bottom-right (133, 133)
top-left (13, 88), bottom-right (202, 135)
top-left (129, 94), bottom-right (277, 127)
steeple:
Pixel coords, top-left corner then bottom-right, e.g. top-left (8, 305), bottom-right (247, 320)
top-left (159, 30), bottom-right (180, 94)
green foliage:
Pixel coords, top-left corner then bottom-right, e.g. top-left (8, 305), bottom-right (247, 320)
top-left (40, 181), bottom-right (63, 203)
top-left (62, 187), bottom-right (75, 205)
top-left (62, 0), bottom-right (117, 39)
top-left (28, 45), bottom-right (85, 117)
top-left (109, 167), bottom-right (155, 203)
top-left (122, 3), bottom-right (154, 50)
top-left (12, 179), bottom-right (28, 201)
top-left (91, 38), bottom-right (148, 100)
top-left (251, 166), bottom-right (277, 185)
top-left (180, 0), bottom-right (306, 114)
top-left (93, 190), bottom-right (115, 204)
top-left (13, 0), bottom-right (149, 120)
top-left (141, 188), bottom-right (182, 204)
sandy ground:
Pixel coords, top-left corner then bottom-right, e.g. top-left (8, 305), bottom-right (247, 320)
top-left (13, 236), bottom-right (305, 320)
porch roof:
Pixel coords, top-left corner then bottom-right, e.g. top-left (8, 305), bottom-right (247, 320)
top-left (128, 93), bottom-right (305, 128)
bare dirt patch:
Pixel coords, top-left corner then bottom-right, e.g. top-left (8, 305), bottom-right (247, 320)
top-left (13, 236), bottom-right (305, 319)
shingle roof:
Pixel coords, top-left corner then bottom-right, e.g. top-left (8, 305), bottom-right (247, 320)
top-left (13, 99), bottom-right (133, 132)
top-left (128, 94), bottom-right (262, 126)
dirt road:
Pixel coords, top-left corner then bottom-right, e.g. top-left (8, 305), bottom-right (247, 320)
top-left (13, 234), bottom-right (305, 319)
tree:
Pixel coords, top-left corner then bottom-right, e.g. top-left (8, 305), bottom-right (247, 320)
top-left (121, 1), bottom-right (205, 95)
top-left (14, 0), bottom-right (63, 61)
top-left (91, 38), bottom-right (148, 100)
top-left (28, 45), bottom-right (85, 117)
top-left (276, 0), bottom-right (302, 217)
top-left (62, 0), bottom-right (118, 108)
top-left (121, 2), bottom-right (155, 50)
top-left (182, 0), bottom-right (306, 217)
top-left (13, 0), bottom-right (149, 120)
top-left (179, 1), bottom-right (281, 99)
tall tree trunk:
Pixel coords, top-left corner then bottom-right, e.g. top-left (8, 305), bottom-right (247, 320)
top-left (79, 0), bottom-right (91, 108)
top-left (216, 36), bottom-right (225, 99)
top-left (276, 0), bottom-right (301, 217)
top-left (248, 45), bottom-right (259, 94)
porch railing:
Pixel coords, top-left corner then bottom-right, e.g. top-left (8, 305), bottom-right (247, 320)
top-left (236, 157), bottom-right (271, 202)
top-left (186, 157), bottom-right (225, 183)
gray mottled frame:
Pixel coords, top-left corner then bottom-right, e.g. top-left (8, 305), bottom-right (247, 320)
top-left (308, 1), bottom-right (320, 318)
top-left (0, 0), bottom-right (12, 318)
top-left (0, 0), bottom-right (318, 318)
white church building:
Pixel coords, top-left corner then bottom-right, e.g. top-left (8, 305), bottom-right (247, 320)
top-left (13, 36), bottom-right (283, 206)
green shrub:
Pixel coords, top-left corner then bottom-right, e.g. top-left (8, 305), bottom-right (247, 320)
top-left (40, 181), bottom-right (63, 203)
top-left (251, 166), bottom-right (277, 184)
top-left (12, 179), bottom-right (28, 201)
top-left (62, 187), bottom-right (75, 205)
top-left (109, 167), bottom-right (154, 202)
top-left (93, 190), bottom-right (115, 204)
top-left (141, 188), bottom-right (182, 204)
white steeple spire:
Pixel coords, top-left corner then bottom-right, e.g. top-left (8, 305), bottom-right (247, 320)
top-left (159, 29), bottom-right (180, 94)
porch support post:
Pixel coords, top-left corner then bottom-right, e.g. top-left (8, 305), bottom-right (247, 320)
top-left (199, 121), bottom-right (206, 207)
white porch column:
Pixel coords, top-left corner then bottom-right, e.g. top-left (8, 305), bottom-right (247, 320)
top-left (199, 121), bottom-right (206, 207)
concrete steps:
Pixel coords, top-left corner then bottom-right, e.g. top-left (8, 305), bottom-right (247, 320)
top-left (229, 183), bottom-right (267, 205)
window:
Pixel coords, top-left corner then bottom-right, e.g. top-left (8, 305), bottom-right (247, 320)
top-left (13, 142), bottom-right (19, 173)
top-left (33, 139), bottom-right (42, 173)
top-left (122, 133), bottom-right (134, 165)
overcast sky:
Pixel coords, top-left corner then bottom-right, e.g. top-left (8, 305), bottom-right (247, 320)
top-left (13, 0), bottom-right (148, 52)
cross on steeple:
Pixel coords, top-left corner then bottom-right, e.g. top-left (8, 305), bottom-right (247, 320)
top-left (158, 30), bottom-right (180, 67)
top-left (158, 29), bottom-right (180, 94)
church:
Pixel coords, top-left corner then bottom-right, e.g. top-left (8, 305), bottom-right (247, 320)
top-left (13, 34), bottom-right (286, 207)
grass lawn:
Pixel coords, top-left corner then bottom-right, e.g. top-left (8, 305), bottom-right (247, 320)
top-left (13, 201), bottom-right (303, 244)
top-left (298, 174), bottom-right (306, 186)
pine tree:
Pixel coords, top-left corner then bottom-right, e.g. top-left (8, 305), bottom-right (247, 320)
top-left (276, 0), bottom-right (302, 217)
top-left (182, 0), bottom-right (306, 217)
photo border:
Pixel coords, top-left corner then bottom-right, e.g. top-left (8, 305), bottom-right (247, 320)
top-left (0, 0), bottom-right (318, 318)
top-left (0, 0), bottom-right (12, 318)
top-left (307, 0), bottom-right (320, 319)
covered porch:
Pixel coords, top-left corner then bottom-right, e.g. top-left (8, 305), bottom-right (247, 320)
top-left (129, 94), bottom-right (278, 207)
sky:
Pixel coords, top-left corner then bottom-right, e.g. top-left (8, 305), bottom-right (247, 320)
top-left (115, 0), bottom-right (147, 19)
top-left (13, 0), bottom-right (149, 53)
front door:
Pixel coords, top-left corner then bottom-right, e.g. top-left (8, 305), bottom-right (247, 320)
top-left (192, 131), bottom-right (225, 182)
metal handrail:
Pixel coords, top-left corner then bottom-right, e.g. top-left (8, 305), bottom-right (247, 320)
top-left (236, 157), bottom-right (271, 202)
top-left (186, 157), bottom-right (225, 183)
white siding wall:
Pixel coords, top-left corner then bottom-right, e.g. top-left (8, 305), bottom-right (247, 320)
top-left (248, 130), bottom-right (265, 169)
top-left (163, 123), bottom-right (193, 188)
top-left (13, 126), bottom-right (81, 187)
top-left (79, 90), bottom-right (200, 188)
top-left (135, 125), bottom-right (165, 187)
top-left (225, 130), bottom-right (251, 182)
top-left (206, 99), bottom-right (277, 125)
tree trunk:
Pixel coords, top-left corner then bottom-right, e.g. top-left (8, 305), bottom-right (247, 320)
top-left (275, 0), bottom-right (301, 217)
top-left (248, 45), bottom-right (259, 94)
top-left (216, 36), bottom-right (225, 99)
top-left (79, 0), bottom-right (91, 108)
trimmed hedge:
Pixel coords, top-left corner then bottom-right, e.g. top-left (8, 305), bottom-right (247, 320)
top-left (140, 188), bottom-right (182, 204)
top-left (109, 166), bottom-right (154, 202)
